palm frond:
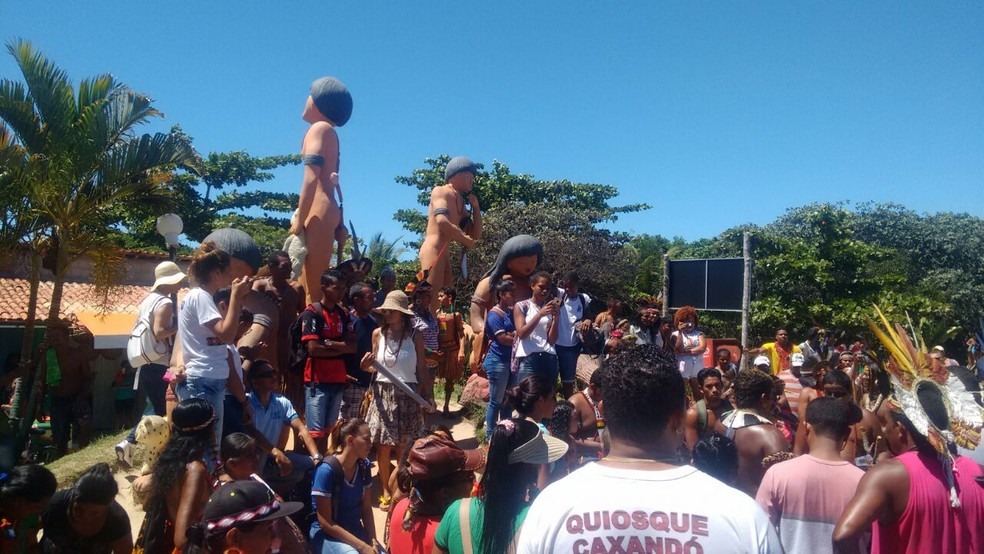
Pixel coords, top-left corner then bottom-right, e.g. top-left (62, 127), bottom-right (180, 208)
top-left (93, 131), bottom-right (197, 196)
top-left (7, 39), bottom-right (76, 140)
top-left (0, 78), bottom-right (44, 152)
top-left (76, 73), bottom-right (118, 112)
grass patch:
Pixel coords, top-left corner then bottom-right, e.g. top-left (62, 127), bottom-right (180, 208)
top-left (46, 430), bottom-right (130, 487)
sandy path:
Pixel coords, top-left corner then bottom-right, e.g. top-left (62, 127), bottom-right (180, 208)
top-left (115, 403), bottom-right (479, 543)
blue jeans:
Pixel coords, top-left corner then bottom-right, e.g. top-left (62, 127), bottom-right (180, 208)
top-left (174, 376), bottom-right (226, 468)
top-left (310, 531), bottom-right (362, 554)
top-left (126, 363), bottom-right (168, 444)
top-left (517, 352), bottom-right (559, 386)
top-left (556, 343), bottom-right (582, 385)
top-left (261, 451), bottom-right (315, 493)
top-left (484, 355), bottom-right (516, 436)
top-left (306, 383), bottom-right (345, 439)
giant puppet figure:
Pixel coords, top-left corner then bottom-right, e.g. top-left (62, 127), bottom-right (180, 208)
top-left (468, 235), bottom-right (543, 368)
top-left (290, 77), bottom-right (353, 304)
top-left (417, 156), bottom-right (482, 310)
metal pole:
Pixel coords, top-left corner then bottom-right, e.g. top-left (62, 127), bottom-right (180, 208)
top-left (169, 245), bottom-right (178, 324)
top-left (741, 231), bottom-right (752, 371)
top-left (661, 253), bottom-right (670, 317)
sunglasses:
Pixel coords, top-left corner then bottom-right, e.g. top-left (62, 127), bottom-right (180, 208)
top-left (254, 372), bottom-right (277, 380)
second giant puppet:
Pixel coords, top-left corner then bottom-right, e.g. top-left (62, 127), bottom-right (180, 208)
top-left (291, 76), bottom-right (353, 304)
top-left (417, 156), bottom-right (482, 310)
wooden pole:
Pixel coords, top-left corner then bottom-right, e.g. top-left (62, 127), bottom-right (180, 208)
top-left (661, 253), bottom-right (670, 317)
top-left (741, 231), bottom-right (752, 371)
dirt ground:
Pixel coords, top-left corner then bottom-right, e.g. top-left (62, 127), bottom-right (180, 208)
top-left (114, 402), bottom-right (479, 542)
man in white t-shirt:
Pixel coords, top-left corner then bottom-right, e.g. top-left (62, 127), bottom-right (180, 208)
top-left (556, 271), bottom-right (593, 398)
top-left (518, 344), bottom-right (783, 554)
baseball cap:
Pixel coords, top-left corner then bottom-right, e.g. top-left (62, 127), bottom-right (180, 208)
top-left (791, 353), bottom-right (805, 367)
top-left (753, 355), bottom-right (771, 368)
top-left (408, 434), bottom-right (485, 481)
top-left (203, 480), bottom-right (302, 536)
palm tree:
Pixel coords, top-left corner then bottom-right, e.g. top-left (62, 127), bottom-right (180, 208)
top-left (0, 39), bottom-right (199, 441)
top-left (365, 232), bottom-right (407, 276)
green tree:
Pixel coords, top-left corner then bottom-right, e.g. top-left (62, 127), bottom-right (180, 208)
top-left (0, 40), bottom-right (198, 440)
top-left (394, 156), bottom-right (649, 247)
top-left (113, 148), bottom-right (300, 254)
top-left (364, 232), bottom-right (407, 279)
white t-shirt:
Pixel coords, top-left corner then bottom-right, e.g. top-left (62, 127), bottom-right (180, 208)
top-left (518, 462), bottom-right (783, 554)
top-left (515, 300), bottom-right (556, 358)
top-left (178, 287), bottom-right (229, 379)
top-left (556, 287), bottom-right (591, 348)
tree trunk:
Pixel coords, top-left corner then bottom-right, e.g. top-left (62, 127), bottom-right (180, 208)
top-left (17, 243), bottom-right (67, 440)
top-left (10, 249), bottom-right (41, 419)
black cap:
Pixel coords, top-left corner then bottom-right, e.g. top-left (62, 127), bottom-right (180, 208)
top-left (203, 480), bottom-right (302, 535)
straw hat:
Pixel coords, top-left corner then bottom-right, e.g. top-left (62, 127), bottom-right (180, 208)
top-left (374, 290), bottom-right (414, 316)
top-left (152, 261), bottom-right (186, 291)
top-left (505, 420), bottom-right (569, 465)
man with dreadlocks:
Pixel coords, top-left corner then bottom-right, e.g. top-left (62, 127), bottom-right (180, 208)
top-left (832, 308), bottom-right (984, 554)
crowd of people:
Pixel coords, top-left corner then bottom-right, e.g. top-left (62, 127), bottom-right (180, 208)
top-left (5, 74), bottom-right (984, 552)
top-left (0, 223), bottom-right (980, 553)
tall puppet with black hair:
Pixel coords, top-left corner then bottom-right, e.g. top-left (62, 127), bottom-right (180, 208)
top-left (469, 235), bottom-right (544, 368)
top-left (833, 308), bottom-right (984, 554)
top-left (134, 398), bottom-right (217, 554)
top-left (290, 76), bottom-right (353, 305)
top-left (419, 156), bottom-right (483, 311)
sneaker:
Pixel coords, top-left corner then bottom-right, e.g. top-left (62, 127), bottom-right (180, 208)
top-left (115, 439), bottom-right (134, 468)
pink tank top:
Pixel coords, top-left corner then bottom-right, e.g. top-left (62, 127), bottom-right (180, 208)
top-left (872, 451), bottom-right (984, 554)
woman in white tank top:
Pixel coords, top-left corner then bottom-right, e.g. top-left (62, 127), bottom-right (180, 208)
top-left (361, 291), bottom-right (431, 511)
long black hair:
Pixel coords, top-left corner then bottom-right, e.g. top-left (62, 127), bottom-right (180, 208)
top-left (482, 235), bottom-right (543, 290)
top-left (479, 418), bottom-right (541, 554)
top-left (72, 463), bottom-right (117, 505)
top-left (507, 374), bottom-right (554, 419)
top-left (149, 398), bottom-right (216, 500)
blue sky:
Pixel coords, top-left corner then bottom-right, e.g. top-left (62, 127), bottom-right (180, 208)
top-left (2, 3), bottom-right (982, 248)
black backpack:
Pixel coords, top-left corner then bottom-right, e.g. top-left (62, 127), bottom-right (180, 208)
top-left (288, 302), bottom-right (322, 375)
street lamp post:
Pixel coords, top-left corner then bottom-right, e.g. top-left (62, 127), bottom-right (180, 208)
top-left (156, 213), bottom-right (183, 321)
top-left (156, 213), bottom-right (183, 263)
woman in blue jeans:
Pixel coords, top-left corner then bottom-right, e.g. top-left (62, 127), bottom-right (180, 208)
top-left (174, 242), bottom-right (253, 460)
top-left (483, 280), bottom-right (517, 436)
top-left (514, 271), bottom-right (560, 384)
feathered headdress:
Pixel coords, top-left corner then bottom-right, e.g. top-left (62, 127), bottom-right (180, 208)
top-left (866, 305), bottom-right (984, 507)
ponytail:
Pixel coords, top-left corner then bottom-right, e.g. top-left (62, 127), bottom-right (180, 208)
top-left (328, 418), bottom-right (366, 454)
top-left (188, 241), bottom-right (231, 286)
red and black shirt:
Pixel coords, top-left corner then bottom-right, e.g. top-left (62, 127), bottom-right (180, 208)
top-left (300, 303), bottom-right (351, 384)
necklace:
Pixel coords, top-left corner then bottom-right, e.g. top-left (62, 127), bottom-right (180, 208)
top-left (383, 330), bottom-right (405, 368)
top-left (864, 393), bottom-right (884, 413)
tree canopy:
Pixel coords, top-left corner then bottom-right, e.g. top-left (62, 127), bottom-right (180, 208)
top-left (112, 145), bottom-right (299, 253)
top-left (394, 155), bottom-right (649, 248)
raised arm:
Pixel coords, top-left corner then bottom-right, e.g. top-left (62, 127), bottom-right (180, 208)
top-left (431, 188), bottom-right (475, 249)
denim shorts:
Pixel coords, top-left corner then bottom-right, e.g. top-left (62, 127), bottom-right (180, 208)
top-left (517, 351), bottom-right (559, 386)
top-left (306, 383), bottom-right (345, 438)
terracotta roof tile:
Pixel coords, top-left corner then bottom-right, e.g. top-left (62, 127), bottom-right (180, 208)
top-left (0, 278), bottom-right (187, 322)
